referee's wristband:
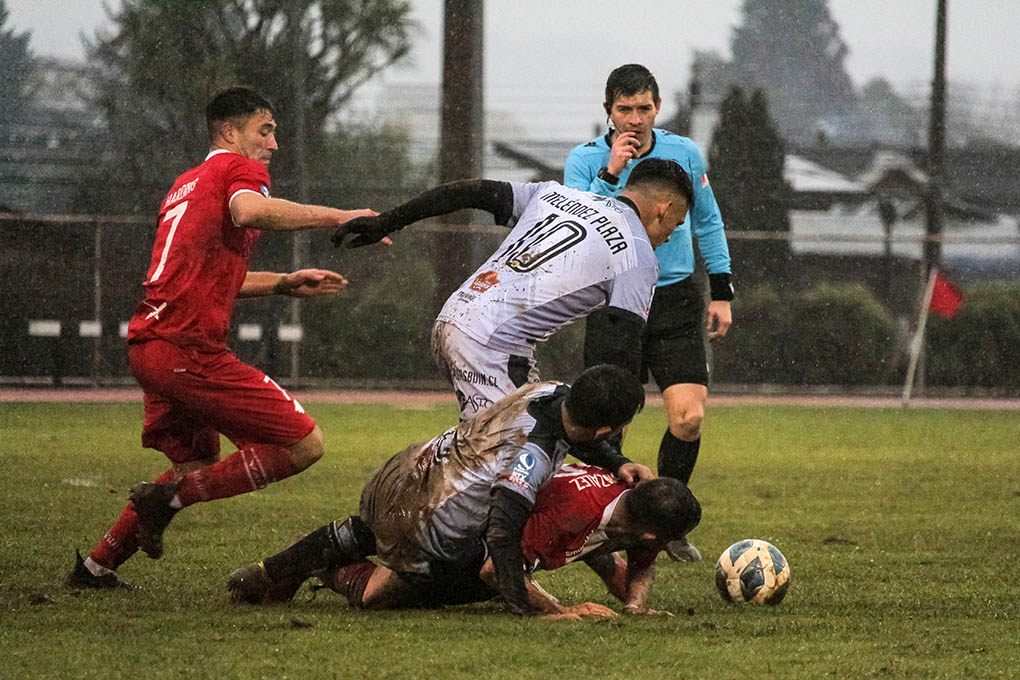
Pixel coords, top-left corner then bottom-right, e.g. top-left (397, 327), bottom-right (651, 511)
top-left (708, 273), bottom-right (734, 301)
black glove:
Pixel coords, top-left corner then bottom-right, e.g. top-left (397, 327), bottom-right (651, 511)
top-left (331, 215), bottom-right (393, 249)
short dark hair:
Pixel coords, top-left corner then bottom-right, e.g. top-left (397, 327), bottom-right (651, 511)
top-left (564, 364), bottom-right (645, 430)
top-left (625, 477), bottom-right (702, 541)
top-left (205, 87), bottom-right (275, 140)
top-left (626, 158), bottom-right (695, 210)
top-left (605, 64), bottom-right (660, 106)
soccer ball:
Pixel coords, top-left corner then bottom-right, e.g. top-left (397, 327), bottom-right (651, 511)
top-left (715, 539), bottom-right (790, 605)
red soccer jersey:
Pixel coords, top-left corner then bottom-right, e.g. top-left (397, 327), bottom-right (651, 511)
top-left (522, 463), bottom-right (639, 571)
top-left (127, 150), bottom-right (271, 350)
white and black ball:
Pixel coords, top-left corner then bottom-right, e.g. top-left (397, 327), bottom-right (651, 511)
top-left (715, 539), bottom-right (791, 605)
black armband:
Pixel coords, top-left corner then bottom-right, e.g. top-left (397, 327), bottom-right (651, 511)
top-left (385, 179), bottom-right (515, 229)
top-left (708, 273), bottom-right (734, 301)
top-left (582, 307), bottom-right (645, 377)
top-left (486, 486), bottom-right (536, 617)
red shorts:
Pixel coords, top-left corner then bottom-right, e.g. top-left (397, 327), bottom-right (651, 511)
top-left (128, 339), bottom-right (316, 464)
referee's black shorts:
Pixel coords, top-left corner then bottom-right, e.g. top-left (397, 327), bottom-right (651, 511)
top-left (585, 277), bottom-right (709, 390)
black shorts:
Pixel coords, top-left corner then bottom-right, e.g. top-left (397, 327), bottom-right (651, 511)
top-left (643, 277), bottom-right (709, 389)
top-left (587, 278), bottom-right (708, 389)
top-left (395, 542), bottom-right (497, 608)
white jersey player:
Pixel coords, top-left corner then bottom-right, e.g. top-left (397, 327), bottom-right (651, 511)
top-left (334, 158), bottom-right (695, 419)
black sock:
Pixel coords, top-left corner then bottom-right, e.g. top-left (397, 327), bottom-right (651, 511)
top-left (658, 431), bottom-right (700, 485)
top-left (262, 525), bottom-right (338, 583)
top-left (263, 516), bottom-right (376, 583)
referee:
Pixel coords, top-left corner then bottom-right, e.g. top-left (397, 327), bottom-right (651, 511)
top-left (564, 64), bottom-right (734, 563)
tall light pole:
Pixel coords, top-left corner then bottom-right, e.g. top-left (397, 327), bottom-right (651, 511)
top-left (917, 0), bottom-right (949, 395)
top-left (289, 5), bottom-right (310, 382)
top-left (924, 0), bottom-right (948, 274)
top-left (435, 0), bottom-right (485, 313)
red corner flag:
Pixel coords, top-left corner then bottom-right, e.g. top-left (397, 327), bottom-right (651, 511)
top-left (929, 271), bottom-right (964, 318)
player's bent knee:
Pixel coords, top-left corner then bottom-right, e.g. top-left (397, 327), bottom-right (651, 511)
top-left (668, 408), bottom-right (703, 441)
top-left (288, 425), bottom-right (325, 471)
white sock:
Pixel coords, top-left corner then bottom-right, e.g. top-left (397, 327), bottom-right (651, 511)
top-left (84, 556), bottom-right (115, 577)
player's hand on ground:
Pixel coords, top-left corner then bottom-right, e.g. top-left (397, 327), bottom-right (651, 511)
top-left (539, 602), bottom-right (617, 620)
top-left (563, 602), bottom-right (618, 618)
top-left (538, 611), bottom-right (584, 621)
top-left (706, 300), bottom-right (732, 342)
top-left (608, 131), bottom-right (641, 176)
top-left (622, 604), bottom-right (673, 616)
top-left (280, 269), bottom-right (347, 297)
top-left (332, 214), bottom-right (394, 249)
top-left (615, 462), bottom-right (655, 486)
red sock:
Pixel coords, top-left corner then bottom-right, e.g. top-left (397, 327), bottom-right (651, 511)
top-left (326, 561), bottom-right (377, 608)
top-left (89, 468), bottom-right (176, 570)
top-left (176, 445), bottom-right (298, 506)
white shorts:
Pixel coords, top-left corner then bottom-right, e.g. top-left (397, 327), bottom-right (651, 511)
top-left (430, 321), bottom-right (539, 420)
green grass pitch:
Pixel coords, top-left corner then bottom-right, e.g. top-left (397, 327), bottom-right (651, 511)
top-left (1, 401), bottom-right (1018, 678)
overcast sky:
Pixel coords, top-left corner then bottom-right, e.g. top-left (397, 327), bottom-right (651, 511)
top-left (7, 0), bottom-right (1016, 138)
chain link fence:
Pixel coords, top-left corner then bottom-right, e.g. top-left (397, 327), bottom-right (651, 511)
top-left (2, 210), bottom-right (1019, 393)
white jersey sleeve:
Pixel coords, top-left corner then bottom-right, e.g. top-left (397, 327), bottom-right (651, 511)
top-left (607, 264), bottom-right (657, 320)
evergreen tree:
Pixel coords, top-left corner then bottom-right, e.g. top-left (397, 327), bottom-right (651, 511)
top-left (728, 0), bottom-right (855, 144)
top-left (0, 0), bottom-right (34, 120)
top-left (81, 0), bottom-right (417, 213)
top-left (709, 87), bottom-right (790, 283)
top-left (71, 0), bottom-right (424, 381)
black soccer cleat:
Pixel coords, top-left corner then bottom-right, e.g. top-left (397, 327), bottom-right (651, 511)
top-left (65, 550), bottom-right (135, 590)
top-left (129, 480), bottom-right (181, 559)
top-left (227, 562), bottom-right (303, 604)
top-left (664, 537), bottom-right (703, 563)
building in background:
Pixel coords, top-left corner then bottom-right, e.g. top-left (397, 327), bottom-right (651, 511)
top-left (0, 58), bottom-right (103, 213)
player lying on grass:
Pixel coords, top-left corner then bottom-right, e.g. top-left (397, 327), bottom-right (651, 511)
top-left (231, 462), bottom-right (700, 617)
top-left (332, 158), bottom-right (694, 421)
top-left (228, 365), bottom-right (658, 617)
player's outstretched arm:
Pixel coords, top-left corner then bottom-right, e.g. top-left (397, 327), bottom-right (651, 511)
top-left (486, 486), bottom-right (538, 617)
top-left (479, 559), bottom-right (565, 615)
top-left (584, 552), bottom-right (629, 602)
top-left (332, 179), bottom-right (514, 249)
top-left (238, 269), bottom-right (348, 298)
top-left (231, 191), bottom-right (376, 232)
top-left (621, 549), bottom-right (671, 616)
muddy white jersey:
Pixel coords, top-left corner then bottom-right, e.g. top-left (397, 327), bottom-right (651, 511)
top-left (360, 381), bottom-right (573, 575)
top-left (435, 181), bottom-right (659, 356)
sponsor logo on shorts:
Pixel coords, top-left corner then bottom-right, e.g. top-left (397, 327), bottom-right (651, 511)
top-left (507, 452), bottom-right (536, 489)
top-left (260, 184), bottom-right (270, 197)
top-left (457, 390), bottom-right (494, 416)
top-left (452, 366), bottom-right (498, 387)
top-left (469, 270), bottom-right (499, 293)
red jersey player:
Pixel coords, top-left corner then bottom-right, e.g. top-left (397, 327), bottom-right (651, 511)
top-left (231, 464), bottom-right (701, 618)
top-left (67, 87), bottom-right (377, 589)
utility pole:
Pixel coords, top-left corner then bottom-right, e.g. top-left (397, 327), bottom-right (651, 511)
top-left (289, 5), bottom-right (310, 382)
top-left (436, 0), bottom-right (484, 313)
top-left (918, 0), bottom-right (949, 395)
top-left (925, 0), bottom-right (948, 274)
